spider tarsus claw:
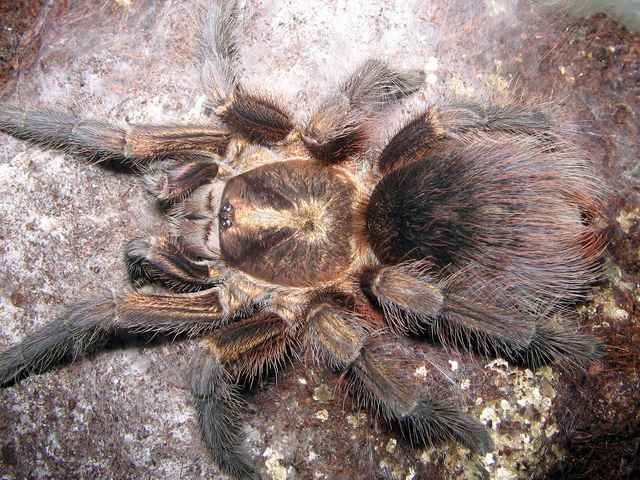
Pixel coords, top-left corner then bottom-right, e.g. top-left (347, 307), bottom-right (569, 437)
top-left (400, 399), bottom-right (494, 454)
top-left (0, 348), bottom-right (22, 388)
top-left (125, 237), bottom-right (153, 286)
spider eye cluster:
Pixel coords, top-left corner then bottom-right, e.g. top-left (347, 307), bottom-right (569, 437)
top-left (219, 201), bottom-right (234, 230)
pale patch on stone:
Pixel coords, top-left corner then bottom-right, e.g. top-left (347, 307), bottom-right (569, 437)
top-left (486, 73), bottom-right (510, 97)
top-left (480, 407), bottom-right (500, 429)
top-left (486, 358), bottom-right (510, 373)
top-left (617, 207), bottom-right (640, 233)
top-left (315, 409), bottom-right (329, 422)
top-left (545, 423), bottom-right (559, 438)
top-left (386, 438), bottom-right (397, 454)
top-left (347, 412), bottom-right (367, 428)
top-left (448, 75), bottom-right (475, 97)
top-left (448, 359), bottom-right (459, 371)
top-left (313, 384), bottom-right (333, 402)
top-left (414, 365), bottom-right (428, 378)
top-left (495, 466), bottom-right (518, 480)
top-left (486, 0), bottom-right (510, 16)
top-left (425, 56), bottom-right (439, 71)
top-left (264, 448), bottom-right (287, 480)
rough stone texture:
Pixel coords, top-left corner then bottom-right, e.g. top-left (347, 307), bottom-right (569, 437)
top-left (0, 1), bottom-right (638, 479)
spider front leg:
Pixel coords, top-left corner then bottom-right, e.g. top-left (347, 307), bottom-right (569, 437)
top-left (362, 263), bottom-right (601, 368)
top-left (306, 299), bottom-right (493, 453)
top-left (302, 59), bottom-right (425, 163)
top-left (0, 104), bottom-right (230, 167)
top-left (0, 289), bottom-right (238, 388)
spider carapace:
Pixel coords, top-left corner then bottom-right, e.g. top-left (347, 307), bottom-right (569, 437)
top-left (216, 160), bottom-right (360, 287)
top-left (0, 1), bottom-right (607, 479)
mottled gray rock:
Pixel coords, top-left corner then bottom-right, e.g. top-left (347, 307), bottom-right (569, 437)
top-left (1, 1), bottom-right (638, 479)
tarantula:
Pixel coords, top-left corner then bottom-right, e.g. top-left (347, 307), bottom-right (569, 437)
top-left (0, 1), bottom-right (606, 478)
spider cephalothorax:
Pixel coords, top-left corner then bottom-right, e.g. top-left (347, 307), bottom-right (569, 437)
top-left (0, 1), bottom-right (607, 479)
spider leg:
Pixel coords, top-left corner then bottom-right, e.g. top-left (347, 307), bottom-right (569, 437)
top-left (143, 154), bottom-right (220, 207)
top-left (190, 351), bottom-right (259, 480)
top-left (199, 0), bottom-right (294, 144)
top-left (0, 288), bottom-right (250, 387)
top-left (377, 106), bottom-right (446, 173)
top-left (362, 263), bottom-right (601, 368)
top-left (211, 313), bottom-right (295, 382)
top-left (302, 59), bottom-right (425, 163)
top-left (193, 312), bottom-right (295, 479)
top-left (125, 236), bottom-right (222, 292)
top-left (377, 102), bottom-right (554, 174)
top-left (0, 103), bottom-right (230, 167)
top-left (439, 102), bottom-right (553, 139)
top-left (306, 299), bottom-right (493, 452)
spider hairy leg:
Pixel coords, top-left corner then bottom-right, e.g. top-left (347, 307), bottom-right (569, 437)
top-left (197, 0), bottom-right (243, 108)
top-left (191, 352), bottom-right (259, 480)
top-left (361, 263), bottom-right (535, 343)
top-left (0, 103), bottom-right (230, 166)
top-left (302, 59), bottom-right (425, 163)
top-left (193, 313), bottom-right (295, 479)
top-left (491, 322), bottom-right (603, 370)
top-left (377, 106), bottom-right (447, 173)
top-left (362, 264), bottom-right (601, 368)
top-left (217, 88), bottom-right (295, 144)
top-left (440, 102), bottom-right (553, 138)
top-left (377, 102), bottom-right (556, 174)
top-left (307, 300), bottom-right (493, 453)
top-left (199, 0), bottom-right (294, 145)
top-left (210, 312), bottom-right (294, 382)
top-left (0, 290), bottom-right (231, 388)
top-left (143, 155), bottom-right (220, 206)
top-left (125, 236), bottom-right (221, 292)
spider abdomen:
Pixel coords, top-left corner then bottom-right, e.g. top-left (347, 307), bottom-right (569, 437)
top-left (219, 160), bottom-right (358, 287)
top-left (366, 140), bottom-right (603, 302)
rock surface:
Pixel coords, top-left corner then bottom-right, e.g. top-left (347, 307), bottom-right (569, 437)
top-left (0, 1), bottom-right (638, 479)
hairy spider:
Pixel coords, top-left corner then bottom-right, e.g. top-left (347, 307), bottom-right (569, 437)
top-left (0, 1), bottom-right (606, 478)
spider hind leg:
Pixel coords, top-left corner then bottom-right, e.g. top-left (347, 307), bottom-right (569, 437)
top-left (193, 312), bottom-right (296, 478)
top-left (191, 352), bottom-right (260, 480)
top-left (306, 299), bottom-right (493, 453)
top-left (362, 263), bottom-right (601, 368)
